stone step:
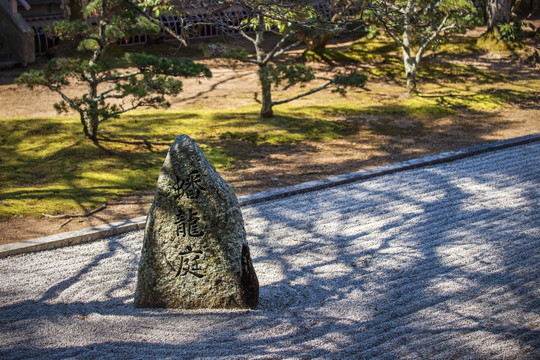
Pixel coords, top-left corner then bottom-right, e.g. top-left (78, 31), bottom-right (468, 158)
top-left (0, 41), bottom-right (18, 69)
top-left (0, 60), bottom-right (18, 69)
top-left (26, 0), bottom-right (62, 5)
top-left (0, 50), bottom-right (13, 61)
top-left (0, 58), bottom-right (18, 69)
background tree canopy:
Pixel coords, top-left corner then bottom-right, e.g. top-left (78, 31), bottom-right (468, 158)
top-left (362, 0), bottom-right (477, 93)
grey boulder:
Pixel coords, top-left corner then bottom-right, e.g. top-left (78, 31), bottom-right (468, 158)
top-left (135, 134), bottom-right (258, 309)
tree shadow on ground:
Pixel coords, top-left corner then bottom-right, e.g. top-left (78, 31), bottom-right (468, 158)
top-left (215, 99), bottom-right (524, 195)
top-left (427, 87), bottom-right (540, 111)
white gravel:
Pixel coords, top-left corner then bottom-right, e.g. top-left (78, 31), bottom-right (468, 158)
top-left (1, 142), bottom-right (539, 359)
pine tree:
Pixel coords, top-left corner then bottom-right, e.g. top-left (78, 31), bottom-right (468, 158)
top-left (17, 0), bottom-right (211, 143)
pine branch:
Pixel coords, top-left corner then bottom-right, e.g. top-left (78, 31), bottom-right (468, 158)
top-left (48, 85), bottom-right (82, 114)
top-left (99, 71), bottom-right (142, 82)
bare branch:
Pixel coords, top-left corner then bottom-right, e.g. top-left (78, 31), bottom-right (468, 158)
top-left (244, 58), bottom-right (259, 64)
top-left (368, 6), bottom-right (404, 47)
top-left (102, 93), bottom-right (126, 100)
top-left (99, 84), bottom-right (121, 99)
top-left (122, 0), bottom-right (189, 46)
top-left (58, 217), bottom-right (73, 229)
top-left (238, 28), bottom-right (257, 45)
top-left (108, 98), bottom-right (160, 117)
top-left (416, 13), bottom-right (453, 62)
top-left (266, 38), bottom-right (303, 63)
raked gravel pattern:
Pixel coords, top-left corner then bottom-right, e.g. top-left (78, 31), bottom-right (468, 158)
top-left (1, 142), bottom-right (539, 359)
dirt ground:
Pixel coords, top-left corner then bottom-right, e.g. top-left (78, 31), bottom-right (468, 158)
top-left (1, 33), bottom-right (539, 245)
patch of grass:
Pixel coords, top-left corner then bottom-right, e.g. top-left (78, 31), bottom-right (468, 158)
top-left (329, 36), bottom-right (520, 87)
top-left (305, 38), bottom-right (401, 65)
top-left (216, 110), bottom-right (358, 144)
top-left (347, 39), bottom-right (400, 63)
top-left (359, 50), bottom-right (516, 87)
top-left (436, 36), bottom-right (483, 57)
top-left (476, 30), bottom-right (527, 55)
top-left (0, 117), bottom-right (164, 218)
top-left (367, 118), bottom-right (426, 137)
top-left (427, 85), bottom-right (540, 112)
top-left (0, 108), bottom-right (359, 218)
top-left (418, 61), bottom-right (512, 84)
top-left (305, 75), bottom-right (537, 118)
top-left (308, 96), bottom-right (456, 119)
top-left (328, 38), bottom-right (403, 79)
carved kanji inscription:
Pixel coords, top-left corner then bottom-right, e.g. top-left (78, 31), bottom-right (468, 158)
top-left (174, 170), bottom-right (206, 200)
top-left (166, 246), bottom-right (206, 279)
top-left (174, 208), bottom-right (204, 238)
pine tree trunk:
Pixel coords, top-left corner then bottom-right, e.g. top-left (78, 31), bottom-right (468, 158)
top-left (87, 115), bottom-right (99, 143)
top-left (80, 114), bottom-right (91, 139)
top-left (259, 66), bottom-right (273, 118)
top-left (84, 82), bottom-right (100, 143)
top-left (82, 5), bottom-right (103, 144)
top-left (254, 14), bottom-right (273, 118)
top-left (80, 114), bottom-right (99, 142)
top-left (65, 0), bottom-right (87, 20)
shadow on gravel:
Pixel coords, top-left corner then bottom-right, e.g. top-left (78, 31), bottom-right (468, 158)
top-left (1, 143), bottom-right (539, 359)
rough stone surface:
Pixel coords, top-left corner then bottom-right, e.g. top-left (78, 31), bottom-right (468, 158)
top-left (134, 134), bottom-right (258, 309)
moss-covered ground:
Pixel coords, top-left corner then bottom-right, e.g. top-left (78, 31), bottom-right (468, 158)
top-left (1, 32), bottom-right (538, 220)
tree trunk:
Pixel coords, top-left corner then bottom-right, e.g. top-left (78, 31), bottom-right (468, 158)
top-left (514, 0), bottom-right (540, 18)
top-left (84, 82), bottom-right (100, 143)
top-left (259, 66), bottom-right (273, 118)
top-left (487, 0), bottom-right (512, 31)
top-left (64, 0), bottom-right (87, 20)
top-left (304, 33), bottom-right (329, 52)
top-left (403, 52), bottom-right (418, 94)
top-left (87, 115), bottom-right (99, 142)
top-left (80, 114), bottom-right (91, 139)
top-left (406, 70), bottom-right (417, 94)
top-left (254, 14), bottom-right (274, 118)
top-left (80, 114), bottom-right (99, 142)
top-left (402, 1), bottom-right (418, 95)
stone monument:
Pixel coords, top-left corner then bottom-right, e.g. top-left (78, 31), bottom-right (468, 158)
top-left (134, 134), bottom-right (259, 309)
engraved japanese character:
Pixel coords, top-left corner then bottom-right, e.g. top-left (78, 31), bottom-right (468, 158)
top-left (167, 246), bottom-right (205, 279)
top-left (174, 170), bottom-right (206, 199)
top-left (174, 209), bottom-right (204, 238)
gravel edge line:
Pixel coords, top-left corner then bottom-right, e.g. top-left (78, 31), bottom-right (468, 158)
top-left (1, 133), bottom-right (538, 258)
